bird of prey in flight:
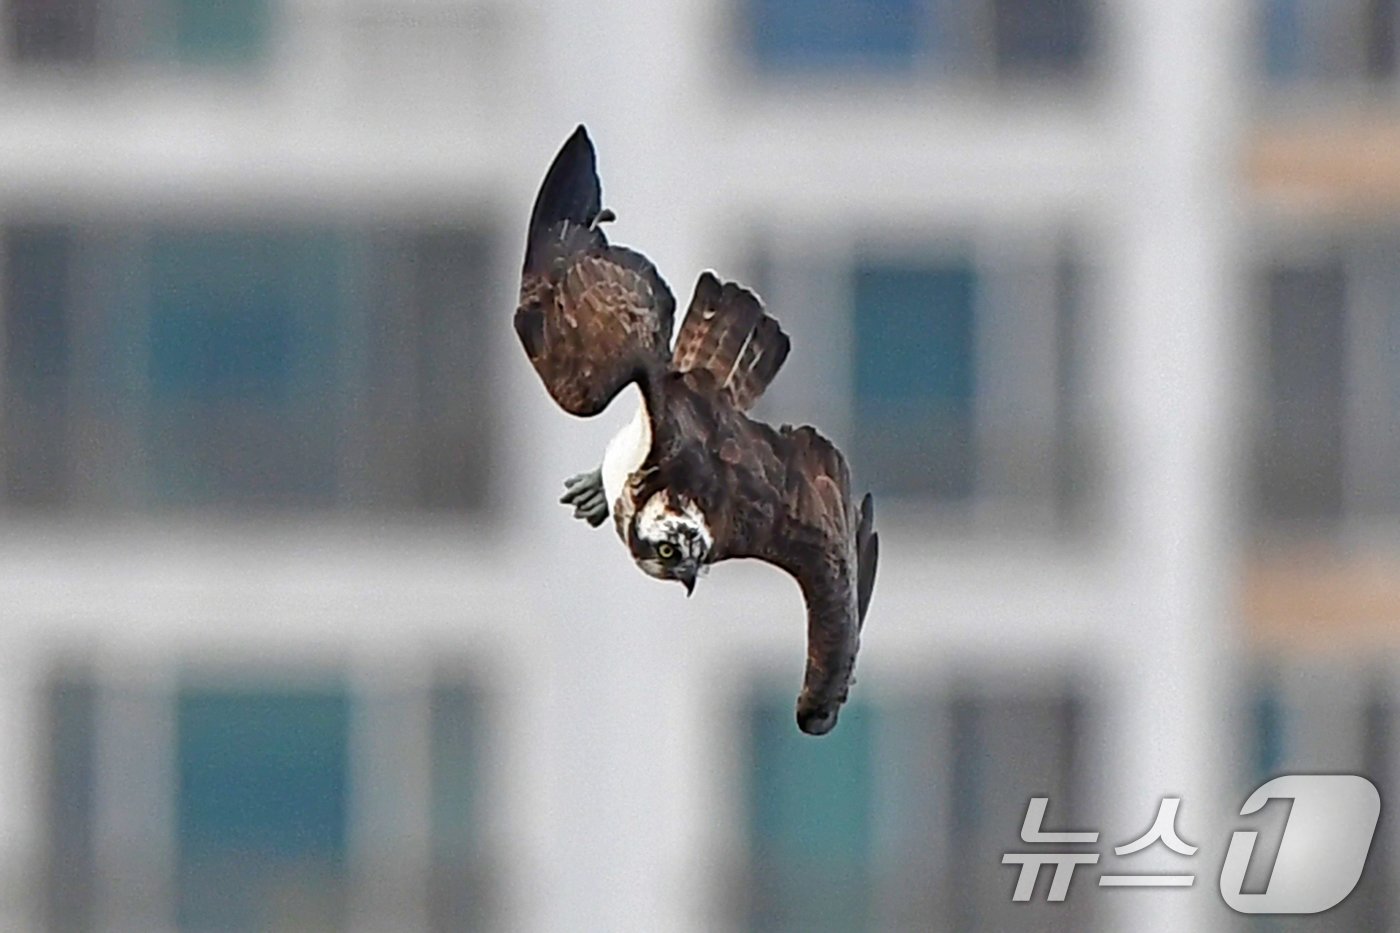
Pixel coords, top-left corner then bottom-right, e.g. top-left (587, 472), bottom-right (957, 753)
top-left (514, 126), bottom-right (879, 735)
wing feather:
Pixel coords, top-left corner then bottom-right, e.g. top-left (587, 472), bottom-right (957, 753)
top-left (515, 128), bottom-right (674, 417)
top-left (710, 415), bottom-right (879, 736)
top-left (671, 272), bottom-right (789, 411)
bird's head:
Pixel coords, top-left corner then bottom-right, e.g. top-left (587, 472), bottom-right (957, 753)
top-left (630, 491), bottom-right (713, 596)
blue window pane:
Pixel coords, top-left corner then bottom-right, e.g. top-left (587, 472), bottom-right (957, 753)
top-left (1259, 0), bottom-right (1397, 83)
top-left (1261, 0), bottom-right (1307, 79)
top-left (746, 0), bottom-right (921, 72)
top-left (142, 229), bottom-right (346, 507)
top-left (172, 0), bottom-right (268, 64)
top-left (853, 260), bottom-right (977, 499)
top-left (746, 692), bottom-right (875, 931)
top-left (177, 686), bottom-right (349, 930)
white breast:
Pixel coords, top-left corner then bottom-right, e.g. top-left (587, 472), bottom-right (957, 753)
top-left (600, 386), bottom-right (652, 511)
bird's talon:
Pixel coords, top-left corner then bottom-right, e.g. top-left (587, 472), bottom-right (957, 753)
top-left (561, 468), bottom-right (608, 525)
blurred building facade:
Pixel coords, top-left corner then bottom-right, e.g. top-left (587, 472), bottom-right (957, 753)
top-left (0, 0), bottom-right (1395, 931)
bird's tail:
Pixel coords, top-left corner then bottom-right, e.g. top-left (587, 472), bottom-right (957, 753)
top-left (523, 125), bottom-right (603, 273)
top-left (671, 271), bottom-right (790, 411)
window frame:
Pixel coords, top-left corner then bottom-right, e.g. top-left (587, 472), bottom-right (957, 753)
top-left (746, 222), bottom-right (1095, 536)
top-left (0, 214), bottom-right (500, 517)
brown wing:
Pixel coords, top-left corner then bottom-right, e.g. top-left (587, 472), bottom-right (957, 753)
top-left (671, 272), bottom-right (789, 412)
top-left (712, 415), bottom-right (879, 736)
top-left (514, 126), bottom-right (675, 416)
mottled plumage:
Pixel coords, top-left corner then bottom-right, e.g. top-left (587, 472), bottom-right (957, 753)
top-left (516, 126), bottom-right (879, 735)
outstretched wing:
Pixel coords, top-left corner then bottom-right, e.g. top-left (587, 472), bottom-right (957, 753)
top-left (712, 414), bottom-right (879, 735)
top-left (515, 126), bottom-right (675, 417)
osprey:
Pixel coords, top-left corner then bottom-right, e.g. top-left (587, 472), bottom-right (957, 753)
top-left (514, 126), bottom-right (879, 735)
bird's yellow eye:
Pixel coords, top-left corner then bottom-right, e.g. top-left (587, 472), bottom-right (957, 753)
top-left (657, 543), bottom-right (676, 560)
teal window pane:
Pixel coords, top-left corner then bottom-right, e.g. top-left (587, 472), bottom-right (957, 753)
top-left (428, 683), bottom-right (491, 932)
top-left (142, 229), bottom-right (346, 507)
top-left (854, 263), bottom-right (975, 405)
top-left (745, 692), bottom-right (876, 932)
top-left (148, 294), bottom-right (293, 403)
top-left (172, 0), bottom-right (268, 65)
top-left (853, 260), bottom-right (977, 499)
top-left (146, 231), bottom-right (339, 403)
top-left (176, 686), bottom-right (350, 931)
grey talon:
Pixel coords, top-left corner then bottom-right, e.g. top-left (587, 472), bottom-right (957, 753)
top-left (560, 468), bottom-right (608, 525)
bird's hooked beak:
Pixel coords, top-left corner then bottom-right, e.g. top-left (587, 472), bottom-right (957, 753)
top-left (680, 565), bottom-right (698, 597)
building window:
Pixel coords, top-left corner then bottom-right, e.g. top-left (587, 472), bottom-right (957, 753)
top-left (854, 260), bottom-right (978, 500)
top-left (734, 686), bottom-right (1089, 931)
top-left (8, 0), bottom-right (97, 63)
top-left (1252, 236), bottom-right (1400, 533)
top-left (142, 230), bottom-right (346, 508)
top-left (176, 686), bottom-right (351, 929)
top-left (992, 0), bottom-right (1093, 77)
top-left (4, 0), bottom-right (269, 68)
top-left (169, 0), bottom-right (270, 65)
top-left (0, 221), bottom-right (495, 515)
top-left (739, 0), bottom-right (1093, 79)
top-left (1245, 669), bottom-right (1392, 930)
top-left (945, 692), bottom-right (1088, 932)
top-left (1254, 259), bottom-right (1347, 526)
top-left (428, 681), bottom-right (492, 932)
top-left (741, 691), bottom-right (878, 931)
top-left (743, 0), bottom-right (922, 73)
top-left (844, 244), bottom-right (1088, 517)
top-left (749, 238), bottom-right (1089, 520)
top-left (1258, 0), bottom-right (1400, 85)
top-left (42, 667), bottom-right (491, 930)
top-left (369, 229), bottom-right (498, 513)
